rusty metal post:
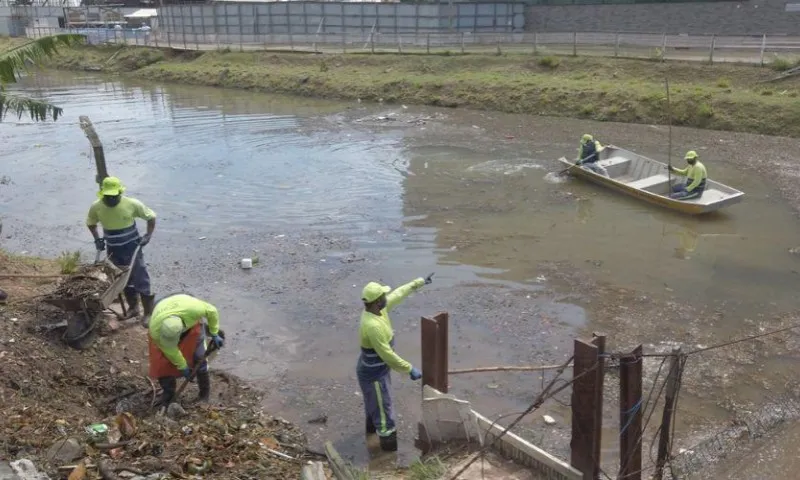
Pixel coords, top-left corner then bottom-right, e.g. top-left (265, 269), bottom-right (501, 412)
top-left (433, 312), bottom-right (449, 393)
top-left (570, 338), bottom-right (600, 479)
top-left (591, 333), bottom-right (606, 479)
top-left (421, 316), bottom-right (439, 390)
top-left (79, 115), bottom-right (108, 187)
top-left (654, 347), bottom-right (682, 480)
top-left (619, 345), bottom-right (643, 480)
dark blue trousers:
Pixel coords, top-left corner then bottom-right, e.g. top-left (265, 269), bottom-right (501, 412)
top-left (358, 373), bottom-right (394, 437)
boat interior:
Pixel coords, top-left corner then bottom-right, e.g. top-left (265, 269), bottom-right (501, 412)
top-left (595, 149), bottom-right (739, 204)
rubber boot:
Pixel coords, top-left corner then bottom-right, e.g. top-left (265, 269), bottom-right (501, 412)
top-left (140, 294), bottom-right (156, 327)
top-left (157, 377), bottom-right (176, 406)
top-left (379, 432), bottom-right (398, 452)
top-left (197, 370), bottom-right (211, 403)
top-left (366, 416), bottom-right (376, 435)
top-left (124, 290), bottom-right (140, 318)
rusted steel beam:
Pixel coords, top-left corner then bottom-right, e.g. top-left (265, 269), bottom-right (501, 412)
top-left (654, 347), bottom-right (682, 480)
top-left (433, 312), bottom-right (449, 393)
top-left (591, 333), bottom-right (606, 480)
top-left (570, 338), bottom-right (600, 480)
top-left (619, 345), bottom-right (644, 480)
top-left (420, 316), bottom-right (440, 391)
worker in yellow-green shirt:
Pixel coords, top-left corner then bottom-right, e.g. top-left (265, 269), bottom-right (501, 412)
top-left (356, 273), bottom-right (433, 452)
top-left (668, 150), bottom-right (708, 200)
top-left (86, 176), bottom-right (156, 319)
top-left (148, 293), bottom-right (226, 406)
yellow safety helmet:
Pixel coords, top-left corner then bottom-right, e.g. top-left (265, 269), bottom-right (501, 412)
top-left (684, 151), bottom-right (698, 161)
top-left (581, 134), bottom-right (593, 144)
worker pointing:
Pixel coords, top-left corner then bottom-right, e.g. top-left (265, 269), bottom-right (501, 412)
top-left (148, 293), bottom-right (225, 406)
top-left (357, 273), bottom-right (433, 452)
top-left (86, 176), bottom-right (156, 319)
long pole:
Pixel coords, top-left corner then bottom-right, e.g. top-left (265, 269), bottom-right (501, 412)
top-left (665, 78), bottom-right (673, 195)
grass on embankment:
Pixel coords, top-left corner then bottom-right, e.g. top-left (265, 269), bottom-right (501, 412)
top-left (4, 38), bottom-right (800, 137)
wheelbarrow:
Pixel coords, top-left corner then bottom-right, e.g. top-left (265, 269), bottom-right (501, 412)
top-left (41, 245), bottom-right (142, 349)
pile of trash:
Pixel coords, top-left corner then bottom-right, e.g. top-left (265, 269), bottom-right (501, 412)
top-left (0, 256), bottom-right (313, 479)
top-left (3, 389), bottom-right (312, 479)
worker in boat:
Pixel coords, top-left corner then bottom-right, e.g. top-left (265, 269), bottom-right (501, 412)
top-left (148, 293), bottom-right (226, 406)
top-left (575, 134), bottom-right (609, 177)
top-left (668, 151), bottom-right (707, 200)
top-left (86, 176), bottom-right (156, 320)
top-left (357, 273), bottom-right (434, 452)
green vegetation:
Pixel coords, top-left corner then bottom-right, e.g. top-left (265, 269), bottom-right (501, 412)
top-left (406, 456), bottom-right (447, 480)
top-left (57, 250), bottom-right (81, 274)
top-left (3, 38), bottom-right (800, 137)
top-left (0, 34), bottom-right (84, 121)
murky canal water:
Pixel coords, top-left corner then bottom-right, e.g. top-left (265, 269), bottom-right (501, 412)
top-left (3, 72), bottom-right (800, 469)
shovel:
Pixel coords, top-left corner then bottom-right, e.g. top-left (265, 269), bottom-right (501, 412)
top-left (173, 333), bottom-right (224, 402)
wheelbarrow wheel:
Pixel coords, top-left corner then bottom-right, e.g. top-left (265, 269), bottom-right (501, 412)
top-left (63, 311), bottom-right (98, 350)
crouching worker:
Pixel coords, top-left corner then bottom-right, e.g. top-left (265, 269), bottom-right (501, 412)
top-left (148, 293), bottom-right (225, 406)
top-left (356, 274), bottom-right (433, 452)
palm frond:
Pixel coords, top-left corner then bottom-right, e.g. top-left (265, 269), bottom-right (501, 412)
top-left (0, 34), bottom-right (85, 85)
top-left (0, 90), bottom-right (63, 122)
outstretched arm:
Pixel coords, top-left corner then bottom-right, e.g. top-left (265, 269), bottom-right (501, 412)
top-left (386, 278), bottom-right (425, 311)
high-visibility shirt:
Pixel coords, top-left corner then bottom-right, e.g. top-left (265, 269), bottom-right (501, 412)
top-left (358, 278), bottom-right (424, 375)
top-left (673, 161), bottom-right (708, 193)
top-left (86, 196), bottom-right (156, 231)
top-left (148, 294), bottom-right (220, 370)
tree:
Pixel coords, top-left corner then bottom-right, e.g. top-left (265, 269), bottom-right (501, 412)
top-left (0, 34), bottom-right (85, 122)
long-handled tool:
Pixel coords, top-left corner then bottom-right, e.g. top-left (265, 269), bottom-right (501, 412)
top-left (173, 330), bottom-right (225, 402)
top-left (557, 149), bottom-right (611, 176)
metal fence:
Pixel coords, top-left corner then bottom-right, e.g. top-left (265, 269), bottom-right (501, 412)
top-left (24, 27), bottom-right (800, 66)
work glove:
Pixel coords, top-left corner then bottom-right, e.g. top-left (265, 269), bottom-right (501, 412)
top-left (211, 334), bottom-right (225, 349)
top-left (94, 237), bottom-right (105, 251)
top-left (139, 234), bottom-right (152, 247)
top-left (409, 367), bottom-right (422, 381)
top-left (424, 272), bottom-right (435, 285)
top-left (180, 367), bottom-right (192, 379)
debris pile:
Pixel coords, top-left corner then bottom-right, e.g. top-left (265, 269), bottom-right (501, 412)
top-left (0, 254), bottom-right (310, 479)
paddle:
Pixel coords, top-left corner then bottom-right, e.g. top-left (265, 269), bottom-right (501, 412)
top-left (557, 153), bottom-right (595, 176)
top-left (665, 77), bottom-right (673, 195)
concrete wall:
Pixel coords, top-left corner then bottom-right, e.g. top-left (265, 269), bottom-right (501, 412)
top-left (159, 1), bottom-right (526, 36)
top-left (526, 0), bottom-right (800, 35)
top-left (421, 385), bottom-right (582, 480)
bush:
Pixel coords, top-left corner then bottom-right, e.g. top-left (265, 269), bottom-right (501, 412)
top-left (716, 78), bottom-right (730, 88)
top-left (770, 57), bottom-right (794, 72)
top-left (57, 251), bottom-right (81, 275)
top-left (537, 55), bottom-right (560, 69)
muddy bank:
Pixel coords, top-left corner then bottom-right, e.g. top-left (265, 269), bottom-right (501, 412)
top-left (4, 38), bottom-right (800, 137)
top-left (0, 251), bottom-right (310, 479)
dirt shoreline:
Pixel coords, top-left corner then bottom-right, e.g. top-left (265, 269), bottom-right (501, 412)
top-left (2, 38), bottom-right (799, 137)
top-left (0, 251), bottom-right (312, 479)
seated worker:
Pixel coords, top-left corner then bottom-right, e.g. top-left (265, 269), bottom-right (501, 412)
top-left (576, 134), bottom-right (608, 177)
top-left (668, 151), bottom-right (707, 200)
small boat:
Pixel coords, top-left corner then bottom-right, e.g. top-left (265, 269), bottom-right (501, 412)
top-left (557, 145), bottom-right (744, 215)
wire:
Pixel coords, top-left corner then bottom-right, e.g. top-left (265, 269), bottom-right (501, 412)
top-left (619, 398), bottom-right (643, 437)
top-left (604, 320), bottom-right (800, 360)
top-left (446, 356), bottom-right (582, 480)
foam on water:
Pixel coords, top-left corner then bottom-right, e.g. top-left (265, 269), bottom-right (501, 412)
top-left (543, 171), bottom-right (569, 184)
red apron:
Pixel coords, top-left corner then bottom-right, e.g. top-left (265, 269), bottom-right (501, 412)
top-left (148, 323), bottom-right (202, 379)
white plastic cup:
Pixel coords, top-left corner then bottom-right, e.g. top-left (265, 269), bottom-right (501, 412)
top-left (240, 258), bottom-right (253, 269)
